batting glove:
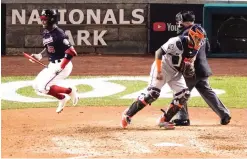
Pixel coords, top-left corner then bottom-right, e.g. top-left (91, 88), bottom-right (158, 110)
top-left (31, 53), bottom-right (42, 61)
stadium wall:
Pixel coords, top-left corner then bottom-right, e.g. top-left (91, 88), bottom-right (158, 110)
top-left (1, 0), bottom-right (246, 56)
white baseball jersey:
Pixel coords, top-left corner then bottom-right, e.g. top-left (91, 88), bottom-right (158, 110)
top-left (161, 36), bottom-right (184, 69)
top-left (148, 36), bottom-right (188, 94)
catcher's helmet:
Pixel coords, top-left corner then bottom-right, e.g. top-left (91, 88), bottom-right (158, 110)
top-left (175, 11), bottom-right (195, 23)
top-left (188, 24), bottom-right (205, 50)
top-left (40, 9), bottom-right (58, 27)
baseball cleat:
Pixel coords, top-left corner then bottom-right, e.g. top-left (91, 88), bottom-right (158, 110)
top-left (158, 122), bottom-right (175, 130)
top-left (120, 108), bottom-right (131, 128)
top-left (157, 110), bottom-right (175, 130)
top-left (221, 115), bottom-right (231, 125)
top-left (56, 95), bottom-right (71, 113)
top-left (157, 114), bottom-right (165, 126)
top-left (121, 114), bottom-right (131, 129)
top-left (172, 119), bottom-right (190, 126)
top-left (69, 86), bottom-right (79, 106)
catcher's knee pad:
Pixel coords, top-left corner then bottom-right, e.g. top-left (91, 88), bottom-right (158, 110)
top-left (126, 87), bottom-right (160, 117)
top-left (144, 87), bottom-right (161, 104)
top-left (173, 88), bottom-right (190, 106)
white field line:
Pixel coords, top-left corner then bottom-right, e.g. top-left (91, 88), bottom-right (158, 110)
top-left (120, 138), bottom-right (152, 154)
top-left (51, 134), bottom-right (151, 157)
top-left (188, 134), bottom-right (209, 153)
top-left (188, 132), bottom-right (247, 157)
top-left (51, 136), bottom-right (101, 157)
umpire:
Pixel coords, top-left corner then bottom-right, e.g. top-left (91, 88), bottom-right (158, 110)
top-left (172, 11), bottom-right (231, 126)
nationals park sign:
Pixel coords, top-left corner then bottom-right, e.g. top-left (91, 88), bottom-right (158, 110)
top-left (11, 9), bottom-right (145, 46)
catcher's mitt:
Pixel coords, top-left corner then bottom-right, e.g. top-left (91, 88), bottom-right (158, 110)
top-left (181, 61), bottom-right (195, 78)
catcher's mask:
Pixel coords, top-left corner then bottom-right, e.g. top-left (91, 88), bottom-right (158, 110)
top-left (40, 9), bottom-right (58, 28)
top-left (188, 24), bottom-right (205, 51)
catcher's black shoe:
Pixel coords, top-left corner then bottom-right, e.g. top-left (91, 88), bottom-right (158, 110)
top-left (172, 119), bottom-right (190, 126)
top-left (221, 115), bottom-right (231, 125)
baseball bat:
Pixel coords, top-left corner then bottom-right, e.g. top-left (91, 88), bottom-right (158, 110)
top-left (23, 52), bottom-right (48, 68)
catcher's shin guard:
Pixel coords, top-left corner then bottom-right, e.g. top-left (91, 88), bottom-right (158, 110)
top-left (126, 87), bottom-right (160, 117)
top-left (126, 98), bottom-right (147, 117)
top-left (164, 103), bottom-right (183, 122)
top-left (163, 88), bottom-right (191, 121)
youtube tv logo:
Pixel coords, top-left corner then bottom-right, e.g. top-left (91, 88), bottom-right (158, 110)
top-left (153, 22), bottom-right (166, 31)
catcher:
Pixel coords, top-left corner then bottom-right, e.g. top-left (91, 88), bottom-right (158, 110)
top-left (173, 10), bottom-right (231, 126)
top-left (121, 24), bottom-right (205, 129)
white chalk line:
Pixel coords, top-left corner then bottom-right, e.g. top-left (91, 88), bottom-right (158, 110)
top-left (188, 131), bottom-right (247, 157)
top-left (51, 136), bottom-right (101, 157)
top-left (48, 133), bottom-right (151, 158)
top-left (188, 133), bottom-right (210, 153)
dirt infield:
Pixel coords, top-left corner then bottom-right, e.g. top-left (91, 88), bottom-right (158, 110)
top-left (2, 55), bottom-right (247, 76)
top-left (2, 55), bottom-right (247, 158)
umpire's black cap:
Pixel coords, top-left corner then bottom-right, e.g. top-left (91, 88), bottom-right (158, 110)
top-left (176, 11), bottom-right (195, 23)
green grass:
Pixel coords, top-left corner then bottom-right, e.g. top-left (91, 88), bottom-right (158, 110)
top-left (1, 76), bottom-right (247, 110)
top-left (185, 76), bottom-right (247, 108)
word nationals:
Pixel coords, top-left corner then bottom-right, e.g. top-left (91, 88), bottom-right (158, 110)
top-left (11, 9), bottom-right (145, 46)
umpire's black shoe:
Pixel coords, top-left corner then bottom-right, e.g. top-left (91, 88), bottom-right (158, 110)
top-left (172, 119), bottom-right (190, 126)
top-left (221, 115), bottom-right (231, 125)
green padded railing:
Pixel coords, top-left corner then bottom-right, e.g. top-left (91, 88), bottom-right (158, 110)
top-left (203, 3), bottom-right (247, 58)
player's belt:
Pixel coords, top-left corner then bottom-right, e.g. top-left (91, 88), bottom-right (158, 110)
top-left (50, 59), bottom-right (61, 63)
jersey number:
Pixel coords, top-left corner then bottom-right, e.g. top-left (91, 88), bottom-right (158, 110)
top-left (47, 46), bottom-right (55, 53)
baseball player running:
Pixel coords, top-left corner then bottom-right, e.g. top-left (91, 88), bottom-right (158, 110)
top-left (31, 9), bottom-right (79, 113)
top-left (121, 24), bottom-right (205, 129)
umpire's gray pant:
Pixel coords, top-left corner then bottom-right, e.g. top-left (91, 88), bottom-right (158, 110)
top-left (175, 77), bottom-right (230, 120)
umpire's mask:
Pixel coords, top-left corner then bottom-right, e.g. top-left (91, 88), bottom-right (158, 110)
top-left (176, 11), bottom-right (195, 34)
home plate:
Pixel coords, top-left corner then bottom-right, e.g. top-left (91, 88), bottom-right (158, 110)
top-left (153, 142), bottom-right (184, 147)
